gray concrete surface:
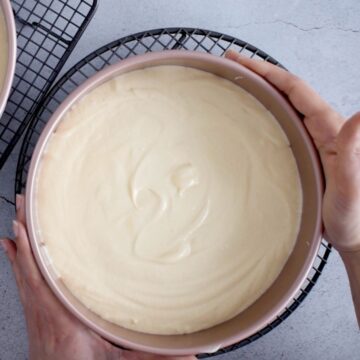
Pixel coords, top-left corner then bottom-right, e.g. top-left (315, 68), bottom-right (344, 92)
top-left (1, 0), bottom-right (360, 359)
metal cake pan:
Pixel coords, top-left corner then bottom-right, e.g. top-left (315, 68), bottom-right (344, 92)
top-left (0, 0), bottom-right (16, 119)
top-left (26, 51), bottom-right (323, 356)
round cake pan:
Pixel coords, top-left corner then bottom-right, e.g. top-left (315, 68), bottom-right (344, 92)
top-left (26, 51), bottom-right (323, 356)
top-left (0, 0), bottom-right (16, 118)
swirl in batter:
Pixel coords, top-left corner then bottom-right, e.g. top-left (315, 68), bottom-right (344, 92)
top-left (36, 66), bottom-right (302, 335)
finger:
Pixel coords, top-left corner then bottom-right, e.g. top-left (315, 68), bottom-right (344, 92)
top-left (0, 237), bottom-right (27, 302)
top-left (12, 219), bottom-right (68, 318)
top-left (16, 194), bottom-right (26, 225)
top-left (225, 50), bottom-right (345, 152)
top-left (335, 112), bottom-right (360, 203)
top-left (13, 203), bottom-right (76, 324)
top-left (0, 238), bottom-right (17, 264)
top-left (13, 220), bottom-right (42, 284)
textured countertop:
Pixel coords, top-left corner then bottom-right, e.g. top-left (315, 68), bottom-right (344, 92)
top-left (1, 1), bottom-right (360, 359)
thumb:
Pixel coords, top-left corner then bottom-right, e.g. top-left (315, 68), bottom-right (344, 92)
top-left (335, 112), bottom-right (360, 204)
top-left (324, 112), bottom-right (360, 251)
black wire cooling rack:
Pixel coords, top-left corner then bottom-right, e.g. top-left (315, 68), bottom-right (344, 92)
top-left (0, 0), bottom-right (97, 169)
top-left (13, 27), bottom-right (332, 358)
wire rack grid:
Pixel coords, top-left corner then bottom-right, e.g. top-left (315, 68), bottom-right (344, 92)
top-left (14, 27), bottom-right (332, 358)
top-left (0, 0), bottom-right (97, 170)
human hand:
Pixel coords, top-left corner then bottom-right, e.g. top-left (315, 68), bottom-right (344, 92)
top-left (0, 195), bottom-right (196, 360)
top-left (226, 50), bottom-right (360, 253)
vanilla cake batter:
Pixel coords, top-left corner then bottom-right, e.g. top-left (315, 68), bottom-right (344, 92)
top-left (0, 8), bottom-right (7, 91)
top-left (36, 66), bottom-right (302, 335)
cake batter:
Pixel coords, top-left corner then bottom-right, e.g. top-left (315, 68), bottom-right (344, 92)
top-left (35, 66), bottom-right (302, 335)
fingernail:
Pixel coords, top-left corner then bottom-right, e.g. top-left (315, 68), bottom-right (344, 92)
top-left (12, 220), bottom-right (19, 238)
top-left (16, 194), bottom-right (21, 211)
top-left (224, 49), bottom-right (235, 56)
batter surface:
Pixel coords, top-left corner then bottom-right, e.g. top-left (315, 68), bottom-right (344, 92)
top-left (0, 8), bottom-right (7, 92)
top-left (36, 66), bottom-right (302, 335)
